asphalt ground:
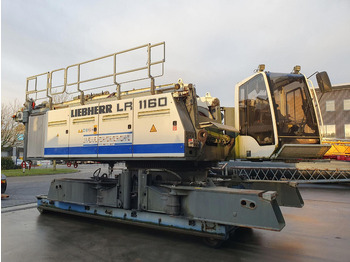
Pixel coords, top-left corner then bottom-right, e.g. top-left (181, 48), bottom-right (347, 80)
top-left (2, 179), bottom-right (350, 261)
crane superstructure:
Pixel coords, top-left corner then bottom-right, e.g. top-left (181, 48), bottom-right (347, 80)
top-left (14, 42), bottom-right (332, 246)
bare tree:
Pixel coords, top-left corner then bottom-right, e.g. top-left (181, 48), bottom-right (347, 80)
top-left (1, 93), bottom-right (70, 150)
top-left (52, 92), bottom-right (71, 104)
top-left (1, 100), bottom-right (24, 149)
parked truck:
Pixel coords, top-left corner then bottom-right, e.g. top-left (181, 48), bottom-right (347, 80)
top-left (14, 42), bottom-right (332, 247)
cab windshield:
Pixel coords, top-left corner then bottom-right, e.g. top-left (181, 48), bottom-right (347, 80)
top-left (266, 73), bottom-right (319, 138)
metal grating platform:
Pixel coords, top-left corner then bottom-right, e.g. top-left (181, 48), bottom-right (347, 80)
top-left (231, 166), bottom-right (350, 183)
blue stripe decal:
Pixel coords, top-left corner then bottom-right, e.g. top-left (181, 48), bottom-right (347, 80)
top-left (44, 147), bottom-right (97, 155)
top-left (133, 143), bottom-right (184, 154)
top-left (69, 146), bottom-right (98, 155)
top-left (44, 147), bottom-right (69, 155)
top-left (44, 143), bottom-right (184, 156)
top-left (99, 145), bottom-right (132, 154)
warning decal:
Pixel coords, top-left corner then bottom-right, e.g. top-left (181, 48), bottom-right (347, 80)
top-left (150, 125), bottom-right (157, 132)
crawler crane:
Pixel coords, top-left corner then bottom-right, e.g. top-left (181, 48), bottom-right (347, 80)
top-left (14, 42), bottom-right (332, 246)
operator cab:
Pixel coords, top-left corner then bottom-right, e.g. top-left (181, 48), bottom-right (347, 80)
top-left (235, 66), bottom-right (331, 160)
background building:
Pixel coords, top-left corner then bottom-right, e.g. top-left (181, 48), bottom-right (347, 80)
top-left (1, 146), bottom-right (24, 165)
top-left (316, 83), bottom-right (350, 139)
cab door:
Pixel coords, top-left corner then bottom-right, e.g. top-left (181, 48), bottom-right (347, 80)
top-left (236, 74), bottom-right (276, 159)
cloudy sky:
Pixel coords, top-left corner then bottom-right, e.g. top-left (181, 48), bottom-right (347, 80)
top-left (2, 0), bottom-right (350, 106)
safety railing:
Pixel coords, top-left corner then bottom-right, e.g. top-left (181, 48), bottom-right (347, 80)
top-left (26, 72), bottom-right (52, 105)
top-left (26, 42), bottom-right (166, 107)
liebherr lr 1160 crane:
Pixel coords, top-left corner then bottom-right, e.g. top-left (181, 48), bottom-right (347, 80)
top-left (14, 42), bottom-right (332, 247)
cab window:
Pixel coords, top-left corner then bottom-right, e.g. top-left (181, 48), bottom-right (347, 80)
top-left (239, 74), bottom-right (274, 145)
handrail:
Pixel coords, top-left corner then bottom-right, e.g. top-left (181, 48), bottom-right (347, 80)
top-left (25, 72), bottom-right (52, 107)
top-left (26, 42), bottom-right (166, 107)
top-left (50, 68), bottom-right (66, 95)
